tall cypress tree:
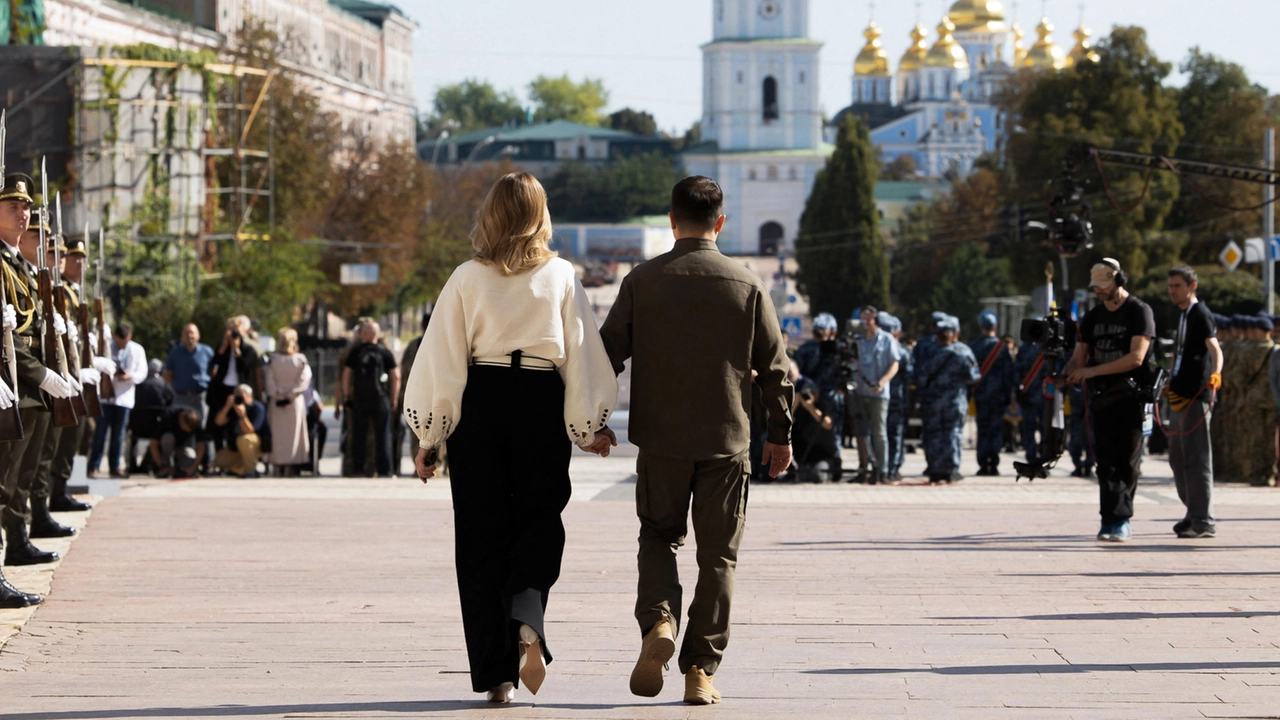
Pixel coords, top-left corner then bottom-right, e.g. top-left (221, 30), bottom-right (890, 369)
top-left (794, 115), bottom-right (888, 321)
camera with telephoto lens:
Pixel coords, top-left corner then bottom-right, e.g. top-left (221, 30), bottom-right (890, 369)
top-left (817, 319), bottom-right (865, 393)
top-left (233, 395), bottom-right (245, 406)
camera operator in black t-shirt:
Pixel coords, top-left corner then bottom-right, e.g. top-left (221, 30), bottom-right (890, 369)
top-left (1064, 259), bottom-right (1156, 543)
top-left (1164, 266), bottom-right (1223, 539)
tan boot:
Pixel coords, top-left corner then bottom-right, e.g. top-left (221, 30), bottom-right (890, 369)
top-left (518, 624), bottom-right (546, 695)
top-left (684, 666), bottom-right (721, 705)
top-left (629, 617), bottom-right (676, 697)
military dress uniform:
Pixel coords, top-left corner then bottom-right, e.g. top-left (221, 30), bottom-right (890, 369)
top-left (31, 234), bottom-right (94, 538)
top-left (0, 174), bottom-right (62, 607)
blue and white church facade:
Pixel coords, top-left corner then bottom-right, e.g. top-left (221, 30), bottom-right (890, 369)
top-left (683, 0), bottom-right (832, 256)
top-left (833, 1), bottom-right (1088, 180)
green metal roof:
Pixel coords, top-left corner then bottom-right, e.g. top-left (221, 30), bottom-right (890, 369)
top-left (875, 181), bottom-right (952, 202)
top-left (328, 0), bottom-right (410, 26)
top-left (682, 141), bottom-right (836, 158)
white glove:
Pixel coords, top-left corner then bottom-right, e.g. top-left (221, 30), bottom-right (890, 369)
top-left (0, 378), bottom-right (15, 410)
top-left (66, 320), bottom-right (79, 344)
top-left (52, 312), bottom-right (66, 336)
top-left (67, 373), bottom-right (83, 394)
top-left (40, 368), bottom-right (75, 398)
top-left (79, 367), bottom-right (100, 385)
top-left (2, 304), bottom-right (14, 331)
top-left (93, 356), bottom-right (117, 376)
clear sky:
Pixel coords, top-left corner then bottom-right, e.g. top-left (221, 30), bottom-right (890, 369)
top-left (398, 0), bottom-right (1280, 134)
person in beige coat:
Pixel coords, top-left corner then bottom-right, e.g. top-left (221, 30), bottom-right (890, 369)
top-left (264, 328), bottom-right (312, 475)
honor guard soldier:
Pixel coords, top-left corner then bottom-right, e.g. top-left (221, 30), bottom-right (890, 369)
top-left (32, 233), bottom-right (101, 541)
top-left (0, 173), bottom-right (77, 607)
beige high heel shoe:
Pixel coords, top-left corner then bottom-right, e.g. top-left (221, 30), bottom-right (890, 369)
top-left (518, 624), bottom-right (546, 695)
top-left (486, 682), bottom-right (515, 703)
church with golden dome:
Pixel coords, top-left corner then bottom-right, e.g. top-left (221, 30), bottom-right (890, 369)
top-left (835, 0), bottom-right (1098, 179)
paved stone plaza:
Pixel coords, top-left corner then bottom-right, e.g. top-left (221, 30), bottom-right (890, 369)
top-left (2, 435), bottom-right (1280, 719)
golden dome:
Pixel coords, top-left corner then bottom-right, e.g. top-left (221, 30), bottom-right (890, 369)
top-left (1022, 17), bottom-right (1067, 70)
top-left (947, 0), bottom-right (1007, 32)
top-left (1066, 23), bottom-right (1100, 67)
top-left (924, 17), bottom-right (969, 69)
top-left (898, 23), bottom-right (930, 72)
top-left (1012, 23), bottom-right (1027, 65)
top-left (854, 21), bottom-right (890, 77)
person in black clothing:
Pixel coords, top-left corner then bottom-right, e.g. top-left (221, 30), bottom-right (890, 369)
top-left (150, 407), bottom-right (202, 478)
top-left (129, 359), bottom-right (176, 474)
top-left (208, 318), bottom-right (264, 457)
top-left (343, 321), bottom-right (400, 477)
top-left (1164, 265), bottom-right (1223, 538)
top-left (1065, 259), bottom-right (1156, 543)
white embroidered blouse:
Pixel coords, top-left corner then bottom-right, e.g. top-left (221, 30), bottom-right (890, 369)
top-left (402, 257), bottom-right (618, 450)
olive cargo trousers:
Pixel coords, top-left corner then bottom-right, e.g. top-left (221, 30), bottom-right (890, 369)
top-left (635, 449), bottom-right (750, 676)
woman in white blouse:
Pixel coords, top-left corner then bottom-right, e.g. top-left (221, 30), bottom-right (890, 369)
top-left (402, 172), bottom-right (618, 704)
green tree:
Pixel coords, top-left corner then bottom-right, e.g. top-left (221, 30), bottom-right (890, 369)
top-left (610, 108), bottom-right (658, 136)
top-left (1002, 26), bottom-right (1185, 284)
top-left (427, 79), bottom-right (526, 134)
top-left (1170, 49), bottom-right (1272, 264)
top-left (544, 152), bottom-right (679, 222)
top-left (794, 115), bottom-right (888, 320)
top-left (926, 243), bottom-right (1014, 338)
top-left (529, 74), bottom-right (609, 126)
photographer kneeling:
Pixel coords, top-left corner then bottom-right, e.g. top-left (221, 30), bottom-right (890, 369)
top-left (1064, 259), bottom-right (1155, 543)
top-left (214, 384), bottom-right (267, 478)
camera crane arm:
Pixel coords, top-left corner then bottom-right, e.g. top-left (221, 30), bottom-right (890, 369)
top-left (1066, 144), bottom-right (1280, 187)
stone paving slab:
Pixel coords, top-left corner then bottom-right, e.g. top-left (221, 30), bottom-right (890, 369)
top-left (2, 473), bottom-right (1280, 719)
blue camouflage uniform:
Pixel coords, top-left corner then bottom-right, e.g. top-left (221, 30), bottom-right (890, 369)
top-left (911, 312), bottom-right (947, 475)
top-left (917, 316), bottom-right (981, 480)
top-left (1014, 340), bottom-right (1052, 465)
top-left (968, 312), bottom-right (1014, 474)
top-left (879, 312), bottom-right (909, 478)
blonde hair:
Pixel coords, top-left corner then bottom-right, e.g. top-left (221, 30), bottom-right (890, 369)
top-left (277, 328), bottom-right (299, 354)
top-left (470, 172), bottom-right (557, 275)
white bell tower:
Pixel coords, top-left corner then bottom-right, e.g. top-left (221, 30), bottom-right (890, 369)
top-left (685, 0), bottom-right (833, 257)
top-left (702, 0), bottom-right (823, 152)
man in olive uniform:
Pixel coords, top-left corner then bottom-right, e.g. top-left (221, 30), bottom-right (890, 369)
top-left (0, 173), bottom-right (76, 607)
top-left (32, 234), bottom-right (101, 540)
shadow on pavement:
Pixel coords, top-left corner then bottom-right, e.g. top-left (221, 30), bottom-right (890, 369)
top-left (807, 660), bottom-right (1280, 675)
top-left (0, 700), bottom-right (678, 719)
top-left (932, 611), bottom-right (1280, 621)
top-left (1002, 570), bottom-right (1280, 578)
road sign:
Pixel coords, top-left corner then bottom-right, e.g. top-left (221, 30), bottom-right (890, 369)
top-left (340, 263), bottom-right (379, 286)
top-left (781, 316), bottom-right (803, 339)
top-left (1220, 240), bottom-right (1243, 272)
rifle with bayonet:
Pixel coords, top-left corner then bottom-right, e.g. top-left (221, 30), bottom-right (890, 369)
top-left (78, 221), bottom-right (101, 417)
top-left (38, 160), bottom-right (78, 428)
top-left (0, 108), bottom-right (22, 441)
top-left (53, 193), bottom-right (88, 418)
top-left (94, 228), bottom-right (115, 400)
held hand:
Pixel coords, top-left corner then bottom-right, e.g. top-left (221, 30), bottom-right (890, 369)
top-left (52, 312), bottom-right (67, 337)
top-left (2, 304), bottom-right (15, 331)
top-left (582, 427), bottom-right (618, 457)
top-left (0, 379), bottom-right (15, 410)
top-left (415, 447), bottom-right (437, 483)
top-left (79, 367), bottom-right (100, 385)
top-left (66, 320), bottom-right (79, 344)
top-left (333, 404), bottom-right (342, 420)
top-left (820, 416), bottom-right (834, 431)
top-left (1208, 372), bottom-right (1222, 391)
top-left (761, 441), bottom-right (792, 479)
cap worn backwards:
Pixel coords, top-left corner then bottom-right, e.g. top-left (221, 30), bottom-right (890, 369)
top-left (1089, 258), bottom-right (1122, 289)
